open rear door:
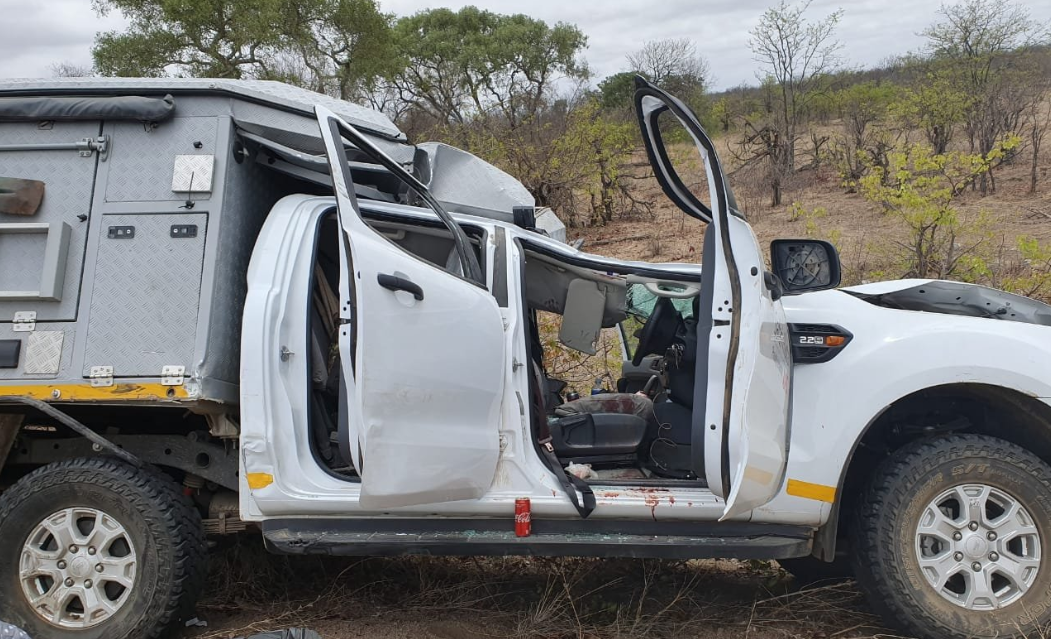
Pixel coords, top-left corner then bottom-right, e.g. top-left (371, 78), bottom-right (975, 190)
top-left (633, 78), bottom-right (793, 520)
top-left (316, 106), bottom-right (506, 509)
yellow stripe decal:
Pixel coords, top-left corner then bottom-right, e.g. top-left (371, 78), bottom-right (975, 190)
top-left (0, 383), bottom-right (190, 402)
top-left (786, 479), bottom-right (836, 503)
top-left (246, 473), bottom-right (274, 489)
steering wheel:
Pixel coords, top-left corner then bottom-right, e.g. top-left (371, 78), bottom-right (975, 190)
top-left (632, 297), bottom-right (680, 366)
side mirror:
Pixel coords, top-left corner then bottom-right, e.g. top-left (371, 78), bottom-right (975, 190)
top-left (770, 239), bottom-right (841, 294)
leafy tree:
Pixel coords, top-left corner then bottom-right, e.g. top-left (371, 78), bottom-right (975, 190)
top-left (1003, 236), bottom-right (1051, 300)
top-left (91, 0), bottom-right (396, 99)
top-left (1018, 60), bottom-right (1051, 194)
top-left (858, 139), bottom-right (1019, 279)
top-left (597, 71), bottom-right (640, 113)
top-left (892, 67), bottom-right (970, 154)
top-left (922, 0), bottom-right (1050, 193)
top-left (829, 82), bottom-right (899, 187)
top-left (92, 0), bottom-right (299, 77)
top-left (289, 0), bottom-right (399, 101)
top-left (741, 0), bottom-right (843, 206)
top-left (388, 7), bottom-right (587, 130)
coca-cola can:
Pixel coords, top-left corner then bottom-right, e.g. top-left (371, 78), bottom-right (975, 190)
top-left (514, 497), bottom-right (531, 537)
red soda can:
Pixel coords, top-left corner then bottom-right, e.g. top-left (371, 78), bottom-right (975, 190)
top-left (514, 497), bottom-right (531, 537)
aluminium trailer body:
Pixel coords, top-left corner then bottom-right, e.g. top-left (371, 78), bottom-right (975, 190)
top-left (0, 78), bottom-right (555, 415)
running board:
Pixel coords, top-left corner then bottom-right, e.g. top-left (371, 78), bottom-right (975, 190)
top-left (262, 518), bottom-right (812, 560)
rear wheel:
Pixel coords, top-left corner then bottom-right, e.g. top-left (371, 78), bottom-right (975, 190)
top-left (0, 457), bottom-right (206, 639)
top-left (851, 434), bottom-right (1051, 639)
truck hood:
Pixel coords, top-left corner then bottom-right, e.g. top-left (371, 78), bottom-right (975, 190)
top-left (842, 279), bottom-right (1051, 327)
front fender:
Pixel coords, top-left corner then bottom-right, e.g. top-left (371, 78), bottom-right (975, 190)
top-left (752, 289), bottom-right (1051, 525)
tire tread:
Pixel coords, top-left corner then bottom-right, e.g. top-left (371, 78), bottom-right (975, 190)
top-left (850, 434), bottom-right (1051, 639)
top-left (0, 457), bottom-right (205, 639)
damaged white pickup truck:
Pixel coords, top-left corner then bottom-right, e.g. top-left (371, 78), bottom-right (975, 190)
top-left (1, 76), bottom-right (1051, 639)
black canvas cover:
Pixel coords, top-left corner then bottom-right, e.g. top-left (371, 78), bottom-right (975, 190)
top-left (0, 94), bottom-right (175, 122)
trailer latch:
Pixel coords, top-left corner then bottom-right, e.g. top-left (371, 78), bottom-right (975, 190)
top-left (78, 136), bottom-right (109, 161)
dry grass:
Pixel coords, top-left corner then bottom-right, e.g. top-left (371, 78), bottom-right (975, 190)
top-left (181, 538), bottom-right (902, 639)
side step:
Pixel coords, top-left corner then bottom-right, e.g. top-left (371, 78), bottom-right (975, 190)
top-left (262, 518), bottom-right (812, 560)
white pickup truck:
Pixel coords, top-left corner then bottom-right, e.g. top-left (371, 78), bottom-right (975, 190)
top-left (2, 77), bottom-right (1051, 639)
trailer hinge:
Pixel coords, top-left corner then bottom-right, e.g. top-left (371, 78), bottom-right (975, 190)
top-left (89, 366), bottom-right (114, 387)
top-left (12, 311), bottom-right (36, 332)
top-left (79, 136), bottom-right (109, 161)
top-left (161, 365), bottom-right (185, 386)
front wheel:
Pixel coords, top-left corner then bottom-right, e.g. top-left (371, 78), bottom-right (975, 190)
top-left (851, 434), bottom-right (1051, 639)
top-left (0, 457), bottom-right (206, 639)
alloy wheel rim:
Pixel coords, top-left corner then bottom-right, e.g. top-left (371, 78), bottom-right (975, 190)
top-left (19, 507), bottom-right (138, 629)
top-left (915, 483), bottom-right (1041, 610)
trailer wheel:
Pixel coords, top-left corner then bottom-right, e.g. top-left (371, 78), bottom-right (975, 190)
top-left (851, 434), bottom-right (1051, 639)
top-left (0, 457), bottom-right (206, 639)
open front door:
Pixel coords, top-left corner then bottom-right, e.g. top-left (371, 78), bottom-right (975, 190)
top-left (316, 106), bottom-right (506, 509)
top-left (633, 78), bottom-right (793, 520)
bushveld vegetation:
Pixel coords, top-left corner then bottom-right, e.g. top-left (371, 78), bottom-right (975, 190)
top-left (82, 0), bottom-right (1051, 301)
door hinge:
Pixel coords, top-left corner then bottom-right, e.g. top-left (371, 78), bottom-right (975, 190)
top-left (512, 358), bottom-right (524, 371)
top-left (12, 311), bottom-right (36, 332)
top-left (161, 365), bottom-right (185, 386)
top-left (89, 366), bottom-right (114, 387)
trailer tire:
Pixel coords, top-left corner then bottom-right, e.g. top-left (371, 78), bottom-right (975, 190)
top-left (851, 434), bottom-right (1051, 639)
top-left (0, 457), bottom-right (206, 639)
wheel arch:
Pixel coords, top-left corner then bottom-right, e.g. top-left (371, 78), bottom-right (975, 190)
top-left (814, 382), bottom-right (1051, 561)
top-left (0, 401), bottom-right (236, 491)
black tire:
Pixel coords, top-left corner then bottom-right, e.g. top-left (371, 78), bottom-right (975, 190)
top-left (0, 457), bottom-right (206, 639)
top-left (779, 555), bottom-right (853, 585)
top-left (851, 434), bottom-right (1051, 639)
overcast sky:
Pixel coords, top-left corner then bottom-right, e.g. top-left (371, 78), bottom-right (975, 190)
top-left (2, 0), bottom-right (1050, 91)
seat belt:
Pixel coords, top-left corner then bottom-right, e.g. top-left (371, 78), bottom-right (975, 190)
top-left (532, 363), bottom-right (595, 518)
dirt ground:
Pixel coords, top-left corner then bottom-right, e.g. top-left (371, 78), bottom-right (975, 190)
top-left (181, 537), bottom-right (895, 639)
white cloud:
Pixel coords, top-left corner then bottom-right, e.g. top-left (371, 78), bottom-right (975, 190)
top-left (1, 0), bottom-right (1048, 89)
top-left (0, 0), bottom-right (127, 78)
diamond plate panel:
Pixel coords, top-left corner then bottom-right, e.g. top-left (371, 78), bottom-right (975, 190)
top-left (0, 120), bottom-right (96, 321)
top-left (83, 213), bottom-right (206, 377)
top-left (172, 155), bottom-right (214, 192)
top-left (24, 330), bottom-right (63, 375)
top-left (0, 323), bottom-right (74, 380)
top-left (105, 117), bottom-right (218, 202)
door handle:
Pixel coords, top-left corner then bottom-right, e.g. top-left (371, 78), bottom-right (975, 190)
top-left (377, 273), bottom-right (424, 301)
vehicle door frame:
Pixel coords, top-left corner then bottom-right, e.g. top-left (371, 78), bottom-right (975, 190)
top-left (632, 77), bottom-right (793, 518)
top-left (314, 106), bottom-right (507, 509)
